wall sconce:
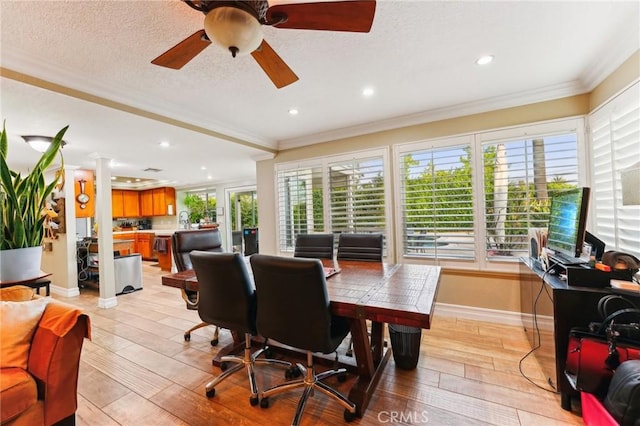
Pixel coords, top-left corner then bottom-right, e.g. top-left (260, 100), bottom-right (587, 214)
top-left (22, 135), bottom-right (67, 153)
top-left (621, 161), bottom-right (640, 206)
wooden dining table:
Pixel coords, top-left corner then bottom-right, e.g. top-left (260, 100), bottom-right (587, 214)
top-left (162, 259), bottom-right (441, 417)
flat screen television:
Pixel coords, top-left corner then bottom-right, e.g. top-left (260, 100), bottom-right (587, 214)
top-left (546, 187), bottom-right (590, 262)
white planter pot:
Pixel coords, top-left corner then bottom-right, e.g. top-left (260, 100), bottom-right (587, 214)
top-left (0, 246), bottom-right (44, 283)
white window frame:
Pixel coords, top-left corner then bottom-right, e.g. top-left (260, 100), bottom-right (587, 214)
top-left (275, 148), bottom-right (393, 259)
top-left (393, 135), bottom-right (477, 269)
top-left (393, 117), bottom-right (587, 272)
top-left (587, 81), bottom-right (640, 259)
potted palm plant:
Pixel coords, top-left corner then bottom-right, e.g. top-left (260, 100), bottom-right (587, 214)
top-left (0, 122), bottom-right (68, 283)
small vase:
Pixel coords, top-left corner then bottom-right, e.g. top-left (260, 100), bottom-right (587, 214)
top-left (0, 246), bottom-right (44, 283)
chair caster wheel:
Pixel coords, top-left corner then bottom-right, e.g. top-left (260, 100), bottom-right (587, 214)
top-left (184, 333), bottom-right (191, 342)
top-left (220, 362), bottom-right (228, 371)
top-left (260, 397), bottom-right (269, 408)
top-left (250, 396), bottom-right (259, 406)
top-left (345, 350), bottom-right (353, 357)
top-left (285, 366), bottom-right (301, 379)
top-left (206, 388), bottom-right (215, 398)
top-left (337, 372), bottom-right (347, 382)
top-left (344, 409), bottom-right (355, 422)
top-left (210, 338), bottom-right (218, 346)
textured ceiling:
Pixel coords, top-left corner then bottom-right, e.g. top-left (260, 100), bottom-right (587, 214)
top-left (1, 0), bottom-right (638, 189)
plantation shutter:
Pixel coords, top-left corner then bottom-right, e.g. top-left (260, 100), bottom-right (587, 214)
top-left (276, 163), bottom-right (324, 252)
top-left (589, 82), bottom-right (640, 258)
top-left (398, 142), bottom-right (475, 259)
top-left (328, 156), bottom-right (386, 235)
top-left (482, 132), bottom-right (579, 259)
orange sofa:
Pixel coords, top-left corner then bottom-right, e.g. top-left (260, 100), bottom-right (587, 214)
top-left (0, 286), bottom-right (91, 425)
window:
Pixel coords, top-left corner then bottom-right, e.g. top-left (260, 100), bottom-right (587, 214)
top-left (183, 190), bottom-right (216, 224)
top-left (395, 119), bottom-right (584, 268)
top-left (276, 151), bottom-right (388, 255)
top-left (328, 156), bottom-right (386, 235)
top-left (277, 162), bottom-right (324, 252)
top-left (481, 131), bottom-right (581, 260)
top-left (397, 137), bottom-right (475, 259)
top-left (589, 82), bottom-right (640, 258)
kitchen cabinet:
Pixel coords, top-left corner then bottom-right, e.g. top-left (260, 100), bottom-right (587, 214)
top-left (140, 190), bottom-right (154, 217)
top-left (113, 233), bottom-right (136, 255)
top-left (140, 187), bottom-right (175, 217)
top-left (136, 233), bottom-right (155, 260)
top-left (112, 190), bottom-right (140, 218)
top-left (155, 235), bottom-right (172, 271)
top-left (151, 187), bottom-right (176, 216)
top-left (123, 190), bottom-right (140, 217)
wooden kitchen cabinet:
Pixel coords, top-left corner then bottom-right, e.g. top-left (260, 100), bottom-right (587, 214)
top-left (112, 190), bottom-right (141, 218)
top-left (151, 187), bottom-right (176, 216)
top-left (112, 190), bottom-right (124, 218)
top-left (122, 190), bottom-right (140, 217)
top-left (140, 187), bottom-right (174, 216)
top-left (112, 233), bottom-right (136, 255)
top-left (155, 236), bottom-right (172, 271)
top-left (140, 190), bottom-right (154, 217)
top-left (136, 233), bottom-right (155, 260)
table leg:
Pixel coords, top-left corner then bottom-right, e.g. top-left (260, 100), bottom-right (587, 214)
top-left (211, 330), bottom-right (244, 367)
top-left (347, 318), bottom-right (391, 417)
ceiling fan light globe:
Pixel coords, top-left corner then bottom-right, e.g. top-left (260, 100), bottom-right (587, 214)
top-left (204, 7), bottom-right (263, 57)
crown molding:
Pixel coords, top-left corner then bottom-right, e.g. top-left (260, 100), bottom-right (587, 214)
top-left (1, 48), bottom-right (276, 151)
top-left (278, 80), bottom-right (586, 150)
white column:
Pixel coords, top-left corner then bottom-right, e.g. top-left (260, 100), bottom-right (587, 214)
top-left (62, 166), bottom-right (79, 294)
top-left (94, 156), bottom-right (117, 308)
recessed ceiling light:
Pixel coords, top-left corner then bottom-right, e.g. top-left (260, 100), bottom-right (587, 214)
top-left (159, 141), bottom-right (170, 148)
top-left (111, 176), bottom-right (117, 180)
top-left (135, 178), bottom-right (141, 182)
top-left (362, 87), bottom-right (375, 97)
top-left (476, 55), bottom-right (494, 65)
top-left (207, 175), bottom-right (213, 180)
top-left (288, 108), bottom-right (299, 115)
top-left (200, 166), bottom-right (207, 170)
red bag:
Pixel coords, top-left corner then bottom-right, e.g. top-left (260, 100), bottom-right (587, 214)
top-left (566, 334), bottom-right (640, 396)
top-left (565, 308), bottom-right (640, 398)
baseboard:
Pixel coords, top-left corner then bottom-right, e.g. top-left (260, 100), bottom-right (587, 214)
top-left (50, 285), bottom-right (80, 297)
top-left (435, 302), bottom-right (553, 331)
top-left (98, 297), bottom-right (118, 309)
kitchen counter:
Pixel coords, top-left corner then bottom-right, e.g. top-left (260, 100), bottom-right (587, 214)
top-left (112, 229), bottom-right (181, 236)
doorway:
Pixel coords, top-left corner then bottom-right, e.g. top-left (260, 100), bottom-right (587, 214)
top-left (226, 187), bottom-right (258, 254)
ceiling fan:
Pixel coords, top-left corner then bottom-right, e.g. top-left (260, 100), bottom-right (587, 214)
top-left (151, 0), bottom-right (376, 88)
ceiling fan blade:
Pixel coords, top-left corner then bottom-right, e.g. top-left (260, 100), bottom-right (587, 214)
top-left (266, 0), bottom-right (376, 33)
top-left (151, 30), bottom-right (211, 69)
top-left (251, 40), bottom-right (299, 89)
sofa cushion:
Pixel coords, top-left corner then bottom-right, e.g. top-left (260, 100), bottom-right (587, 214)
top-left (0, 367), bottom-right (38, 424)
top-left (0, 286), bottom-right (35, 302)
top-left (0, 298), bottom-right (49, 369)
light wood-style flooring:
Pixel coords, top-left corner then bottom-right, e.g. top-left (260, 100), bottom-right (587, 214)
top-left (51, 261), bottom-right (584, 425)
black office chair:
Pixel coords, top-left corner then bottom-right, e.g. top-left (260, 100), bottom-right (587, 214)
top-left (190, 251), bottom-right (291, 405)
top-left (293, 233), bottom-right (334, 259)
top-left (336, 233), bottom-right (384, 356)
top-left (336, 233), bottom-right (383, 262)
top-left (172, 229), bottom-right (223, 345)
top-left (250, 254), bottom-right (357, 424)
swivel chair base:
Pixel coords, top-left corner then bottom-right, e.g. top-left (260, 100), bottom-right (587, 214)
top-left (260, 351), bottom-right (356, 424)
top-left (205, 333), bottom-right (291, 405)
top-left (184, 321), bottom-right (220, 346)
top-left (181, 288), bottom-right (220, 346)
